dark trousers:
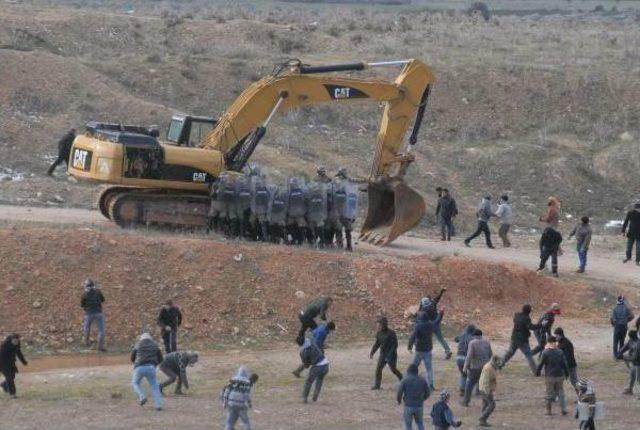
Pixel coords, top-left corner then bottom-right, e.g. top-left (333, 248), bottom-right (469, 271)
top-left (1, 369), bottom-right (16, 396)
top-left (613, 324), bottom-right (628, 358)
top-left (159, 365), bottom-right (183, 393)
top-left (502, 341), bottom-right (537, 375)
top-left (579, 417), bottom-right (596, 430)
top-left (626, 237), bottom-right (640, 262)
top-left (441, 217), bottom-right (454, 241)
top-left (297, 314), bottom-right (317, 340)
top-left (480, 392), bottom-right (496, 421)
top-left (462, 368), bottom-right (482, 405)
top-left (465, 221), bottom-right (493, 247)
top-left (162, 328), bottom-right (178, 353)
top-left (47, 156), bottom-right (67, 175)
top-left (374, 356), bottom-right (403, 388)
top-left (303, 364), bottom-right (328, 401)
top-left (539, 246), bottom-right (559, 274)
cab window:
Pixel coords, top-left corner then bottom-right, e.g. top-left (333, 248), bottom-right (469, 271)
top-left (167, 119), bottom-right (184, 143)
top-left (187, 121), bottom-right (215, 147)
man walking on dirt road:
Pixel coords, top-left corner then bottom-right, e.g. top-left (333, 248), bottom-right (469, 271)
top-left (464, 195), bottom-right (496, 249)
top-left (409, 308), bottom-right (445, 390)
top-left (298, 336), bottom-right (330, 403)
top-left (569, 216), bottom-right (592, 273)
top-left (371, 316), bottom-right (403, 390)
top-left (537, 227), bottom-right (563, 277)
top-left (610, 296), bottom-right (634, 359)
top-left (80, 279), bottom-right (106, 352)
top-left (454, 324), bottom-right (476, 396)
top-left (616, 329), bottom-right (638, 395)
top-left (462, 329), bottom-right (492, 407)
top-left (553, 327), bottom-right (578, 389)
top-left (478, 355), bottom-right (500, 427)
top-left (47, 128), bottom-right (75, 176)
top-left (622, 202), bottom-right (640, 266)
top-left (397, 363), bottom-right (430, 430)
top-left (130, 332), bottom-right (163, 411)
top-left (501, 304), bottom-right (540, 375)
top-left (157, 300), bottom-right (182, 353)
top-left (495, 195), bottom-right (513, 247)
top-left (536, 336), bottom-right (569, 416)
top-left (436, 189), bottom-right (458, 241)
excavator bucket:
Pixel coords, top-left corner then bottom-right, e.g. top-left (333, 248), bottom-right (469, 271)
top-left (360, 178), bottom-right (426, 246)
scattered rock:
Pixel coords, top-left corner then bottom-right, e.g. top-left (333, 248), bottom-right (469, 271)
top-left (53, 195), bottom-right (65, 203)
top-left (295, 290), bottom-right (305, 299)
top-left (32, 301), bottom-right (42, 309)
top-left (36, 192), bottom-right (43, 198)
top-left (620, 131), bottom-right (634, 142)
top-left (66, 337), bottom-right (74, 343)
top-left (233, 253), bottom-right (243, 262)
top-left (232, 326), bottom-right (240, 336)
top-left (5, 286), bottom-right (14, 292)
top-left (195, 286), bottom-right (204, 292)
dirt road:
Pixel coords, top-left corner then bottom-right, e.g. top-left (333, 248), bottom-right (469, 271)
top-left (2, 204), bottom-right (638, 286)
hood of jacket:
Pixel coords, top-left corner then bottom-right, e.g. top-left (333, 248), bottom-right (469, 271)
top-left (232, 366), bottom-right (250, 383)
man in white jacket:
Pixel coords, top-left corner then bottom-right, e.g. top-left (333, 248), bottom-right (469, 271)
top-left (495, 195), bottom-right (513, 248)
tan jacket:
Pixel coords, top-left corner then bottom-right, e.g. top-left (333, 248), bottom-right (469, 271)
top-left (479, 361), bottom-right (497, 394)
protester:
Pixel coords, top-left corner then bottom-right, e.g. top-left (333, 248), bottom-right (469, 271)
top-left (610, 295), bottom-right (635, 359)
top-left (568, 216), bottom-right (592, 273)
top-left (130, 333), bottom-right (163, 411)
top-left (397, 363), bottom-right (431, 430)
top-left (462, 329), bottom-right (493, 407)
top-left (531, 303), bottom-right (561, 356)
top-left (454, 324), bottom-right (476, 396)
top-left (418, 289), bottom-right (452, 360)
top-left (297, 297), bottom-right (332, 341)
top-left (540, 196), bottom-right (561, 227)
top-left (431, 389), bottom-right (462, 430)
top-left (157, 300), bottom-right (183, 353)
top-left (293, 321), bottom-right (335, 378)
top-left (553, 327), bottom-right (578, 389)
top-left (621, 202), bottom-right (640, 265)
top-left (221, 366), bottom-right (256, 430)
top-left (47, 128), bottom-right (76, 176)
top-left (80, 278), bottom-right (106, 352)
top-left (371, 317), bottom-right (403, 390)
top-left (478, 355), bottom-right (500, 427)
top-left (617, 329), bottom-right (639, 396)
top-left (501, 304), bottom-right (540, 374)
top-left (437, 189), bottom-right (458, 241)
top-left (409, 309), bottom-right (445, 390)
top-left (0, 334), bottom-right (27, 398)
top-left (495, 195), bottom-right (513, 247)
top-left (298, 336), bottom-right (329, 403)
top-left (536, 336), bottom-right (569, 416)
top-left (537, 227), bottom-right (563, 277)
top-left (575, 379), bottom-right (597, 430)
top-left (159, 351), bottom-right (198, 395)
top-left (464, 195), bottom-right (496, 249)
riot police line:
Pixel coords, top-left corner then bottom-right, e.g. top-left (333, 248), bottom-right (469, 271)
top-left (207, 166), bottom-right (359, 251)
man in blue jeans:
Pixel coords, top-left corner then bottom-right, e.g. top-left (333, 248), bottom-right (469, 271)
top-left (568, 216), bottom-right (592, 273)
top-left (130, 333), bottom-right (163, 411)
top-left (397, 364), bottom-right (431, 430)
top-left (418, 289), bottom-right (452, 360)
top-left (409, 309), bottom-right (444, 390)
top-left (80, 279), bottom-right (106, 352)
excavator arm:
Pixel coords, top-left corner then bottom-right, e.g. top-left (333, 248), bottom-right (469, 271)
top-left (201, 59), bottom-right (435, 245)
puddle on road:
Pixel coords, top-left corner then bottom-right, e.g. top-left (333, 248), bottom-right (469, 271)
top-left (24, 353), bottom-right (130, 373)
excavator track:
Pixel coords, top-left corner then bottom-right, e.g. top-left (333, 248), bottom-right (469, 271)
top-left (105, 189), bottom-right (210, 229)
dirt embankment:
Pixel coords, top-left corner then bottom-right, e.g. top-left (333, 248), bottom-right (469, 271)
top-left (0, 227), bottom-right (593, 352)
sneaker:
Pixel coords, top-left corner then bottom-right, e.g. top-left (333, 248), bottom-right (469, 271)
top-left (553, 273), bottom-right (559, 278)
top-left (174, 390), bottom-right (184, 396)
top-left (140, 398), bottom-right (147, 407)
top-left (98, 347), bottom-right (107, 353)
top-left (536, 269), bottom-right (544, 276)
top-left (623, 388), bottom-right (633, 395)
top-left (292, 370), bottom-right (301, 378)
top-left (464, 241), bottom-right (470, 247)
top-left (371, 386), bottom-right (381, 391)
top-left (487, 245), bottom-right (495, 249)
top-left (561, 410), bottom-right (568, 416)
top-left (623, 258), bottom-right (630, 263)
top-left (445, 351), bottom-right (452, 360)
top-left (576, 268), bottom-right (584, 273)
top-left (155, 407), bottom-right (162, 411)
top-left (479, 419), bottom-right (492, 427)
top-left (312, 396), bottom-right (319, 402)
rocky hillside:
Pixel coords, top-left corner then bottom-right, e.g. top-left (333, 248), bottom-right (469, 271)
top-left (1, 2), bottom-right (640, 230)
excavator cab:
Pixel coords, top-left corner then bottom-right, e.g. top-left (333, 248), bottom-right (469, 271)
top-left (166, 114), bottom-right (218, 147)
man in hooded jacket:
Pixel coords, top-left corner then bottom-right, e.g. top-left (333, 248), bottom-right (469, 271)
top-left (370, 316), bottom-right (403, 390)
top-left (221, 366), bottom-right (255, 430)
top-left (501, 304), bottom-right (540, 375)
top-left (130, 332), bottom-right (163, 410)
top-left (80, 279), bottom-right (106, 352)
top-left (622, 202), bottom-right (640, 265)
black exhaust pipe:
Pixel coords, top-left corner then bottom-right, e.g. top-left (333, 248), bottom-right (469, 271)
top-left (299, 62), bottom-right (366, 74)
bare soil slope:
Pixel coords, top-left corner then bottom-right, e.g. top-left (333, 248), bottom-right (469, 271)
top-left (0, 226), bottom-right (594, 352)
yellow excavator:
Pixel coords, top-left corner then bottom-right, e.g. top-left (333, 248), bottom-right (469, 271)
top-left (67, 58), bottom-right (435, 245)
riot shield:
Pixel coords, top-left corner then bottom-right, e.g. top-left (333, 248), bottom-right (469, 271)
top-left (268, 185), bottom-right (288, 225)
top-left (251, 175), bottom-right (270, 216)
top-left (329, 179), bottom-right (348, 221)
top-left (306, 181), bottom-right (328, 225)
top-left (342, 182), bottom-right (359, 220)
top-left (235, 174), bottom-right (252, 215)
top-left (287, 177), bottom-right (307, 219)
